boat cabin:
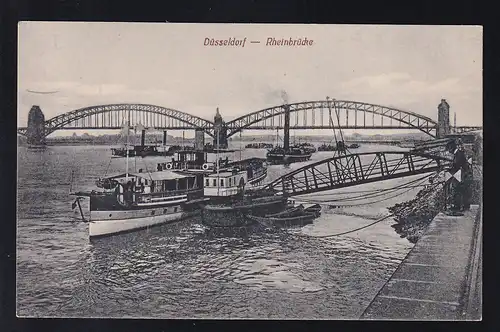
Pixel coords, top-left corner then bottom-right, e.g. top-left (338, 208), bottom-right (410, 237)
top-left (95, 170), bottom-right (203, 206)
top-left (203, 169), bottom-right (248, 197)
top-left (165, 149), bottom-right (239, 172)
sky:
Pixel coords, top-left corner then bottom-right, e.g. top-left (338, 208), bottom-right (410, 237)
top-left (18, 23), bottom-right (482, 137)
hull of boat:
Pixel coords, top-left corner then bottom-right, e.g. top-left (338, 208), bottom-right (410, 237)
top-left (248, 170), bottom-right (267, 185)
top-left (201, 196), bottom-right (287, 227)
top-left (89, 205), bottom-right (196, 238)
top-left (112, 150), bottom-right (173, 157)
top-left (266, 153), bottom-right (312, 165)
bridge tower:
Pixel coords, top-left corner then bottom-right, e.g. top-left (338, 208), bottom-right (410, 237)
top-left (195, 129), bottom-right (205, 150)
top-left (213, 107), bottom-right (228, 149)
top-left (437, 99), bottom-right (451, 138)
top-left (26, 105), bottom-right (46, 145)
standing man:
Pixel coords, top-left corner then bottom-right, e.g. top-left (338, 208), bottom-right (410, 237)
top-left (445, 139), bottom-right (473, 214)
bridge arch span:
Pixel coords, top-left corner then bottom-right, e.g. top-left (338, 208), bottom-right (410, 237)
top-left (226, 100), bottom-right (438, 138)
top-left (43, 104), bottom-right (215, 137)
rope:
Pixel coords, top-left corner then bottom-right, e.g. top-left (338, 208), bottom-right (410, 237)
top-left (299, 174), bottom-right (433, 203)
top-left (289, 213), bottom-right (395, 238)
top-left (285, 176), bottom-right (444, 239)
top-left (296, 174), bottom-right (433, 206)
top-left (103, 157), bottom-right (113, 177)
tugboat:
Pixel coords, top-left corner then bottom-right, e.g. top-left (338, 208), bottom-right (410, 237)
top-left (164, 146), bottom-right (268, 185)
top-left (294, 142), bottom-right (317, 154)
top-left (201, 168), bottom-right (288, 227)
top-left (111, 128), bottom-right (176, 157)
top-left (71, 123), bottom-right (206, 239)
top-left (111, 145), bottom-right (174, 157)
top-left (317, 143), bottom-right (336, 152)
top-left (266, 145), bottom-right (312, 165)
top-left (245, 142), bottom-right (274, 149)
top-left (266, 104), bottom-right (312, 165)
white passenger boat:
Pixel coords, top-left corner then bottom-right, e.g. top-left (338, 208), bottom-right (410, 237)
top-left (70, 122), bottom-right (206, 239)
top-left (83, 170), bottom-right (204, 238)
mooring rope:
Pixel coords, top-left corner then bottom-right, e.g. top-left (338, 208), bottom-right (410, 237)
top-left (295, 174), bottom-right (433, 206)
top-left (286, 178), bottom-right (445, 239)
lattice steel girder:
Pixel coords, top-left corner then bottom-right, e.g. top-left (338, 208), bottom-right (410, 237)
top-left (226, 100), bottom-right (438, 137)
top-left (263, 151), bottom-right (452, 196)
top-left (43, 104), bottom-right (215, 137)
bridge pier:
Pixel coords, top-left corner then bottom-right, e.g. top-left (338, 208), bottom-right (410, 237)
top-left (26, 105), bottom-right (46, 145)
top-left (437, 99), bottom-right (451, 138)
top-left (213, 107), bottom-right (228, 149)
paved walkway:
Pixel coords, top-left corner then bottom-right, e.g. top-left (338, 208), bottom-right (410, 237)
top-left (361, 205), bottom-right (481, 320)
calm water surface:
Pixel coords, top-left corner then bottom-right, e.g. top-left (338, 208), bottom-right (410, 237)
top-left (17, 143), bottom-right (418, 319)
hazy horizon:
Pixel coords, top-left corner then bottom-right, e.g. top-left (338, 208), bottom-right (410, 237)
top-left (18, 23), bottom-right (482, 137)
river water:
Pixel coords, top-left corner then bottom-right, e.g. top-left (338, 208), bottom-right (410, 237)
top-left (17, 143), bottom-right (420, 319)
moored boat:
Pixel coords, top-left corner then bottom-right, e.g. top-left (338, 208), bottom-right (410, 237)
top-left (266, 146), bottom-right (312, 165)
top-left (294, 142), bottom-right (317, 154)
top-left (71, 122), bottom-right (207, 239)
top-left (317, 143), bottom-right (337, 152)
top-left (245, 142), bottom-right (274, 149)
top-left (200, 168), bottom-right (288, 227)
top-left (165, 148), bottom-right (268, 185)
top-left (74, 169), bottom-right (205, 238)
top-left (265, 204), bottom-right (305, 218)
top-left (111, 144), bottom-right (175, 157)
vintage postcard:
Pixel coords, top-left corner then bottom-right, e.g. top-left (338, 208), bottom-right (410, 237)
top-left (17, 22), bottom-right (482, 320)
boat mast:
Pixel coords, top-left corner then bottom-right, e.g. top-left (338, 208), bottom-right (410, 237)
top-left (216, 117), bottom-right (220, 196)
top-left (125, 121), bottom-right (130, 181)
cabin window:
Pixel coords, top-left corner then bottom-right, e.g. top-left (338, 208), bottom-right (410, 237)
top-left (213, 179), bottom-right (216, 187)
top-left (229, 178), bottom-right (232, 186)
top-left (220, 179), bottom-right (224, 187)
top-left (205, 179), bottom-right (209, 187)
top-left (151, 210), bottom-right (155, 215)
top-left (174, 207), bottom-right (178, 212)
top-left (163, 209), bottom-right (168, 214)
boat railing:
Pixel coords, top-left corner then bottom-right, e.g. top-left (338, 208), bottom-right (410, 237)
top-left (132, 187), bottom-right (203, 203)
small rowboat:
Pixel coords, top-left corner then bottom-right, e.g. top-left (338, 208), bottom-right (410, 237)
top-left (246, 213), bottom-right (317, 228)
top-left (265, 204), bottom-right (305, 218)
top-left (304, 204), bottom-right (322, 217)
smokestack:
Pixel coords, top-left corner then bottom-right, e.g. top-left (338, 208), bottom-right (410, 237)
top-left (454, 112), bottom-right (457, 129)
top-left (141, 130), bottom-right (146, 146)
top-left (281, 90), bottom-right (290, 150)
top-left (163, 130), bottom-right (167, 145)
top-left (283, 104), bottom-right (290, 150)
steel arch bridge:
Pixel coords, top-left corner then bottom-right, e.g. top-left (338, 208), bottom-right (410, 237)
top-left (17, 100), bottom-right (481, 138)
top-left (225, 100), bottom-right (439, 138)
top-left (262, 151), bottom-right (452, 197)
top-left (18, 104), bottom-right (216, 137)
